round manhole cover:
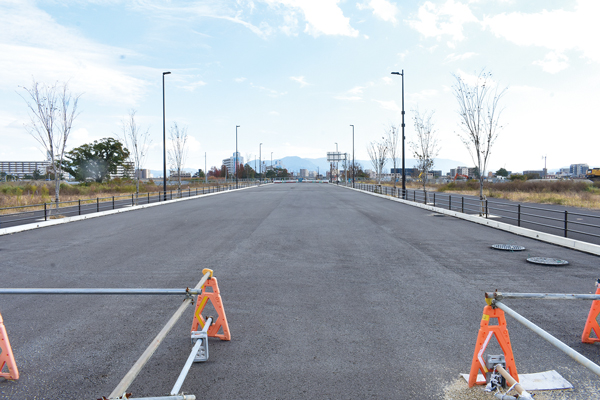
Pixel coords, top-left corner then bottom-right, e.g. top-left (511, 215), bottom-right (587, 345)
top-left (526, 257), bottom-right (569, 266)
top-left (492, 244), bottom-right (526, 251)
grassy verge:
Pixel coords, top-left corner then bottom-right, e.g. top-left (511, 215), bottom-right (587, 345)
top-left (0, 179), bottom-right (241, 214)
top-left (436, 180), bottom-right (600, 210)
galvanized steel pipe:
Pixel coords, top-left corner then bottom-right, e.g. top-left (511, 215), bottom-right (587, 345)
top-left (170, 317), bottom-right (213, 396)
top-left (108, 271), bottom-right (212, 399)
top-left (494, 301), bottom-right (600, 378)
top-left (0, 288), bottom-right (202, 295)
top-left (486, 292), bottom-right (600, 301)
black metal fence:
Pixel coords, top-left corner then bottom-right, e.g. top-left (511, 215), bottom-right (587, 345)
top-left (351, 183), bottom-right (600, 245)
top-left (0, 182), bottom-right (261, 229)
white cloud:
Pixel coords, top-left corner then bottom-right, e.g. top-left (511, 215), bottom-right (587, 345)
top-left (180, 80), bottom-right (207, 91)
top-left (483, 0), bottom-right (600, 65)
top-left (290, 76), bottom-right (310, 87)
top-left (235, 77), bottom-right (247, 83)
top-left (269, 111), bottom-right (280, 116)
top-left (444, 52), bottom-right (476, 63)
top-left (334, 95), bottom-right (362, 101)
top-left (382, 76), bottom-right (393, 85)
top-left (0, 1), bottom-right (149, 105)
top-left (250, 82), bottom-right (287, 97)
top-left (357, 0), bottom-right (399, 24)
top-left (372, 99), bottom-right (401, 112)
top-left (408, 0), bottom-right (478, 44)
top-left (533, 51), bottom-right (569, 74)
top-left (265, 0), bottom-right (359, 37)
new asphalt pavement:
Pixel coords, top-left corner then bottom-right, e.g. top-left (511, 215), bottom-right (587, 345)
top-left (1, 183), bottom-right (599, 399)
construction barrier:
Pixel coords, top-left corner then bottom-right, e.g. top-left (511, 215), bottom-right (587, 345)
top-left (191, 269), bottom-right (231, 341)
top-left (473, 281), bottom-right (600, 391)
top-left (468, 304), bottom-right (518, 387)
top-left (582, 280), bottom-right (600, 344)
top-left (0, 311), bottom-right (19, 380)
top-left (0, 269), bottom-right (230, 399)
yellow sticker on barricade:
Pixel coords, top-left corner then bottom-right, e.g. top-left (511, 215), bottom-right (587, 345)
top-left (482, 314), bottom-right (490, 321)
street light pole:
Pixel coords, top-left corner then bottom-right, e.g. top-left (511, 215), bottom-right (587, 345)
top-left (391, 70), bottom-right (405, 198)
top-left (334, 142), bottom-right (338, 183)
top-left (259, 143), bottom-right (262, 184)
top-left (271, 152), bottom-right (273, 179)
top-left (235, 125), bottom-right (240, 189)
top-left (162, 71), bottom-right (171, 201)
top-left (350, 125), bottom-right (354, 188)
top-left (204, 152), bottom-right (207, 184)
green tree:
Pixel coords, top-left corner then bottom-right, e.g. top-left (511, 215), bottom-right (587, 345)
top-left (63, 138), bottom-right (130, 183)
top-left (32, 169), bottom-right (44, 180)
top-left (495, 168), bottom-right (509, 177)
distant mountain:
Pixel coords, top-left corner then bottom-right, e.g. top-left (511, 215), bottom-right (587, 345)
top-left (267, 156), bottom-right (468, 175)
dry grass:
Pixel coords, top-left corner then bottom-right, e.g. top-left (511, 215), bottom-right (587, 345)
top-left (0, 179), bottom-right (235, 215)
top-left (436, 180), bottom-right (600, 210)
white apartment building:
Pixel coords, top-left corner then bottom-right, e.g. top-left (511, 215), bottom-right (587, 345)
top-left (222, 152), bottom-right (244, 176)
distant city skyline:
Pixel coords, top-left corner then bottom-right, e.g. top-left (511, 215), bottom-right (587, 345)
top-left (1, 1), bottom-right (598, 175)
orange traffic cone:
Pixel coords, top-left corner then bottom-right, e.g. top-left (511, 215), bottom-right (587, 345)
top-left (582, 280), bottom-right (600, 344)
top-left (191, 272), bottom-right (231, 341)
top-left (468, 305), bottom-right (518, 387)
top-left (0, 312), bottom-right (19, 380)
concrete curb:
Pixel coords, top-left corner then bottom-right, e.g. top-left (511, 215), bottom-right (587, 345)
top-left (0, 184), bottom-right (270, 237)
top-left (340, 185), bottom-right (600, 256)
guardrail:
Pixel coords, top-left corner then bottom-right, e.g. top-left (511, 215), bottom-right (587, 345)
top-left (348, 182), bottom-right (600, 244)
top-left (0, 182), bottom-right (261, 229)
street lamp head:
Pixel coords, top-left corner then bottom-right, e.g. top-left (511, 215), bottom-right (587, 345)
top-left (236, 125), bottom-right (240, 128)
top-left (163, 71), bottom-right (171, 75)
top-left (391, 71), bottom-right (402, 75)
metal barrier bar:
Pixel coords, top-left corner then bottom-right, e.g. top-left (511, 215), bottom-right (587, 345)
top-left (170, 317), bottom-right (213, 395)
top-left (128, 396), bottom-right (196, 400)
top-left (494, 301), bottom-right (600, 378)
top-left (108, 271), bottom-right (212, 399)
top-left (0, 288), bottom-right (202, 295)
top-left (486, 292), bottom-right (600, 300)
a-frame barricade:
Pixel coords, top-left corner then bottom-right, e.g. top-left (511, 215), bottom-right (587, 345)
top-left (191, 270), bottom-right (231, 341)
top-left (0, 312), bottom-right (19, 380)
top-left (468, 304), bottom-right (518, 387)
top-left (582, 280), bottom-right (600, 344)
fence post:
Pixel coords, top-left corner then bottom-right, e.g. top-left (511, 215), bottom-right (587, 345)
top-left (413, 191), bottom-right (415, 202)
top-left (148, 192), bottom-right (150, 204)
top-left (44, 203), bottom-right (47, 221)
top-left (461, 197), bottom-right (464, 213)
top-left (486, 199), bottom-right (489, 218)
top-left (564, 210), bottom-right (568, 238)
top-left (433, 192), bottom-right (436, 207)
top-left (113, 196), bottom-right (115, 209)
top-left (78, 199), bottom-right (81, 215)
top-left (449, 195), bottom-right (451, 210)
top-left (97, 197), bottom-right (99, 212)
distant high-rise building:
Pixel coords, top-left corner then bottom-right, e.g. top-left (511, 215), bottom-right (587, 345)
top-left (570, 164), bottom-right (589, 177)
top-left (0, 161), bottom-right (50, 179)
top-left (222, 152), bottom-right (244, 177)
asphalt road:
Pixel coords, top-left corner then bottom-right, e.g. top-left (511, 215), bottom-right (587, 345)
top-left (1, 183), bottom-right (600, 399)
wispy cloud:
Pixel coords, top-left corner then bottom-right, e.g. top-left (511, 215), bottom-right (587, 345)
top-left (408, 0), bottom-right (478, 45)
top-left (372, 99), bottom-right (401, 112)
top-left (533, 51), bottom-right (569, 74)
top-left (290, 76), bottom-right (310, 87)
top-left (334, 95), bottom-right (362, 101)
top-left (180, 80), bottom-right (207, 91)
top-left (357, 0), bottom-right (399, 24)
top-left (250, 82), bottom-right (287, 97)
top-left (444, 52), bottom-right (476, 63)
top-left (483, 1), bottom-right (600, 66)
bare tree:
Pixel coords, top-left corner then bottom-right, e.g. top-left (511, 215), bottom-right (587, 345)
top-left (120, 109), bottom-right (151, 205)
top-left (367, 138), bottom-right (388, 185)
top-left (19, 79), bottom-right (81, 210)
top-left (168, 122), bottom-right (188, 195)
top-left (411, 109), bottom-right (440, 195)
top-left (386, 124), bottom-right (400, 188)
top-left (452, 69), bottom-right (506, 214)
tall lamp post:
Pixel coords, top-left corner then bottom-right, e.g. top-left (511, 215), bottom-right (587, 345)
top-left (350, 125), bottom-right (354, 188)
top-left (204, 152), bottom-right (207, 184)
top-left (391, 70), bottom-right (405, 198)
top-left (235, 125), bottom-right (240, 189)
top-left (271, 152), bottom-right (273, 179)
top-left (259, 143), bottom-right (262, 184)
top-left (334, 142), bottom-right (338, 183)
top-left (162, 71), bottom-right (171, 201)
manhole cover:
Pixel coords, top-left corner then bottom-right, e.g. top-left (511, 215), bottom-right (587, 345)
top-left (492, 244), bottom-right (526, 251)
top-left (526, 257), bottom-right (569, 266)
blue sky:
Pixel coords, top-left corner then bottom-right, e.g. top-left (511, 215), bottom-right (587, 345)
top-left (1, 0), bottom-right (599, 174)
